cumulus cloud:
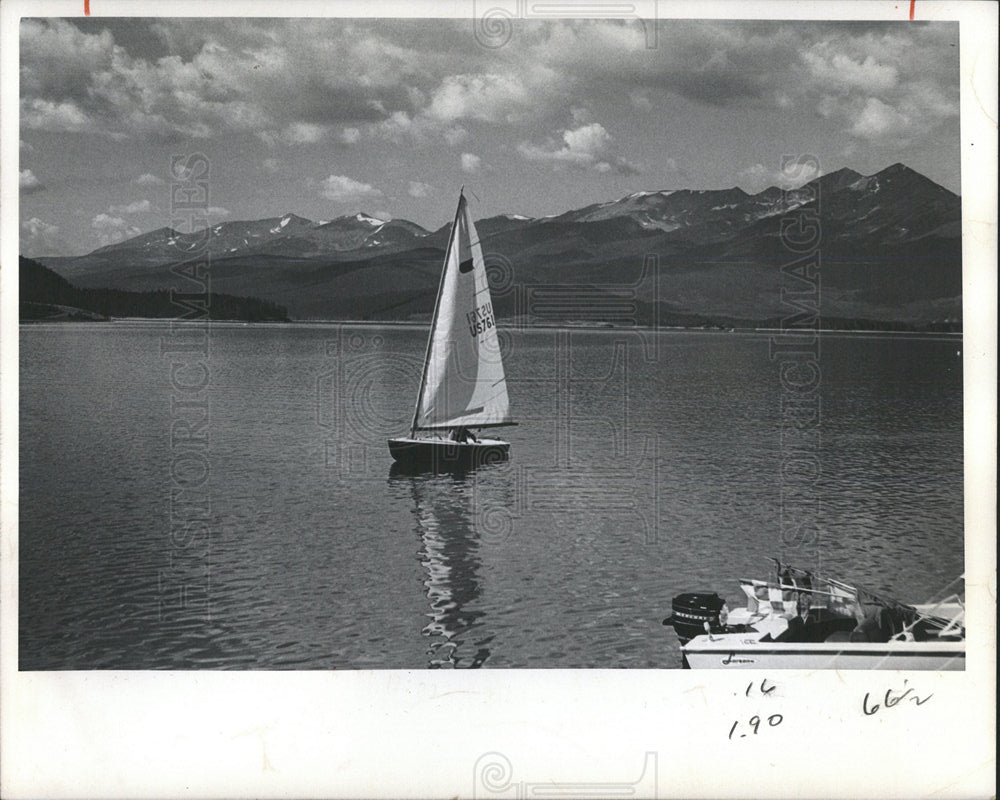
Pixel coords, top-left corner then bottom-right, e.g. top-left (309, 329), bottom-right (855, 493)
top-left (517, 122), bottom-right (640, 175)
top-left (17, 17), bottom-right (958, 175)
top-left (22, 217), bottom-right (58, 236)
top-left (21, 217), bottom-right (74, 256)
top-left (370, 110), bottom-right (470, 145)
top-left (20, 169), bottom-right (43, 193)
top-left (791, 26), bottom-right (957, 145)
top-left (850, 97), bottom-right (910, 141)
top-left (630, 92), bottom-right (653, 111)
top-left (20, 18), bottom-right (115, 97)
top-left (737, 161), bottom-right (822, 192)
top-left (320, 175), bottom-right (382, 203)
top-left (135, 173), bottom-right (164, 185)
top-left (532, 20), bottom-right (956, 147)
top-left (262, 158), bottom-right (281, 173)
top-left (108, 199), bottom-right (151, 214)
top-left (372, 110), bottom-right (421, 143)
top-left (284, 122), bottom-right (326, 144)
top-left (903, 80), bottom-right (957, 120)
top-left (21, 98), bottom-right (93, 133)
top-left (443, 126), bottom-right (468, 146)
top-left (426, 73), bottom-right (529, 123)
top-left (737, 164), bottom-right (771, 186)
top-left (408, 181), bottom-right (433, 198)
top-left (536, 20), bottom-right (779, 107)
top-left (207, 206), bottom-right (231, 217)
top-left (91, 213), bottom-right (141, 247)
top-left (19, 19), bottom-right (412, 142)
top-left (842, 81), bottom-right (955, 144)
top-left (461, 153), bottom-right (481, 173)
top-left (260, 122), bottom-right (328, 147)
top-left (802, 47), bottom-right (899, 95)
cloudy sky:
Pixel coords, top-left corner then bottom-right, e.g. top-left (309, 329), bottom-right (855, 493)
top-left (19, 17), bottom-right (960, 257)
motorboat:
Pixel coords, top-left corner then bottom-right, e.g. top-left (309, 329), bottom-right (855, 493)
top-left (663, 561), bottom-right (965, 670)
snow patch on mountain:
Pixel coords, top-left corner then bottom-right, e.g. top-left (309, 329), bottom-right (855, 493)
top-left (850, 176), bottom-right (880, 193)
top-left (627, 190), bottom-right (676, 199)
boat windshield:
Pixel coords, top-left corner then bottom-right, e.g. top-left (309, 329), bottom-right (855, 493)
top-left (758, 561), bottom-right (965, 642)
top-left (742, 574), bottom-right (865, 621)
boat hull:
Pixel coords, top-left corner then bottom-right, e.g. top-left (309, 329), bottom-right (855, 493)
top-left (387, 436), bottom-right (509, 472)
top-left (682, 637), bottom-right (965, 670)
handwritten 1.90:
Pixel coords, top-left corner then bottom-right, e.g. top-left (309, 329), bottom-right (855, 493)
top-left (862, 680), bottom-right (933, 716)
top-left (730, 679), bottom-right (782, 739)
top-left (729, 714), bottom-right (783, 739)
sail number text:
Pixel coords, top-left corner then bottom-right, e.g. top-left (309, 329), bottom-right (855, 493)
top-left (467, 302), bottom-right (496, 338)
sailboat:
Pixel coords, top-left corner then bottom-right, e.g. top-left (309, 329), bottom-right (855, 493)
top-left (388, 189), bottom-right (516, 471)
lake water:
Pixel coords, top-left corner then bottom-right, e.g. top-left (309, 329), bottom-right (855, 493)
top-left (19, 322), bottom-right (964, 669)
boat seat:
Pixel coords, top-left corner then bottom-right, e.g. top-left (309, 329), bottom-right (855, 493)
top-left (776, 616), bottom-right (856, 644)
top-left (850, 610), bottom-right (891, 643)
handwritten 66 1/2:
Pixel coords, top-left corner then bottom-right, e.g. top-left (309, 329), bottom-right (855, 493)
top-left (863, 680), bottom-right (933, 716)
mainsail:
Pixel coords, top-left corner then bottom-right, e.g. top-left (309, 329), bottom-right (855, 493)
top-left (412, 191), bottom-right (514, 433)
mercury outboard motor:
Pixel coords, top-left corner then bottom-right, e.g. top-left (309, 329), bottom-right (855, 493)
top-left (663, 592), bottom-right (726, 644)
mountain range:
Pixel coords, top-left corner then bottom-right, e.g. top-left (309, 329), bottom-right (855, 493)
top-left (34, 163), bottom-right (962, 329)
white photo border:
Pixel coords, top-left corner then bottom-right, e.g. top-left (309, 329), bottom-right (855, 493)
top-left (2, 2), bottom-right (995, 798)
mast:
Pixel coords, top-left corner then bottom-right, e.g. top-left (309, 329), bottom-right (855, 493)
top-left (410, 188), bottom-right (465, 438)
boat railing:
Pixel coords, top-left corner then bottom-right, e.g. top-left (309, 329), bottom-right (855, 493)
top-left (893, 593), bottom-right (965, 640)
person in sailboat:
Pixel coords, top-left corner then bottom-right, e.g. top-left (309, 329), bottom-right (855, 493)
top-left (451, 427), bottom-right (478, 444)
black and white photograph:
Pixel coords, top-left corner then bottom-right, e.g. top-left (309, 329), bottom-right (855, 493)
top-left (1, 1), bottom-right (995, 797)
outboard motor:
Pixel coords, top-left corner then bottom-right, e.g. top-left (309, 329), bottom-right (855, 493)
top-left (663, 592), bottom-right (726, 644)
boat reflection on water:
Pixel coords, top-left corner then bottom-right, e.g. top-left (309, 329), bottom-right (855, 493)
top-left (389, 463), bottom-right (513, 668)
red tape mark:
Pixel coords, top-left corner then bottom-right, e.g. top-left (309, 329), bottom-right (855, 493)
top-left (909, 0), bottom-right (915, 19)
top-left (84, 0), bottom-right (90, 14)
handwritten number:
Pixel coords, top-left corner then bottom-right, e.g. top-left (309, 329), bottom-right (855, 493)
top-left (863, 681), bottom-right (932, 716)
top-left (731, 714), bottom-right (781, 739)
top-left (733, 678), bottom-right (782, 740)
top-left (746, 679), bottom-right (776, 697)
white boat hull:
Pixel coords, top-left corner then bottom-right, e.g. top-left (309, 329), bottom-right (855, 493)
top-left (683, 636), bottom-right (965, 670)
top-left (667, 566), bottom-right (966, 671)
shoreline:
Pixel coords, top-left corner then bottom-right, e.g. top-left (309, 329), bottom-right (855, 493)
top-left (18, 317), bottom-right (964, 337)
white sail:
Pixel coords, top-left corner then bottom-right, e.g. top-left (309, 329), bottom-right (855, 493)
top-left (412, 192), bottom-right (513, 432)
